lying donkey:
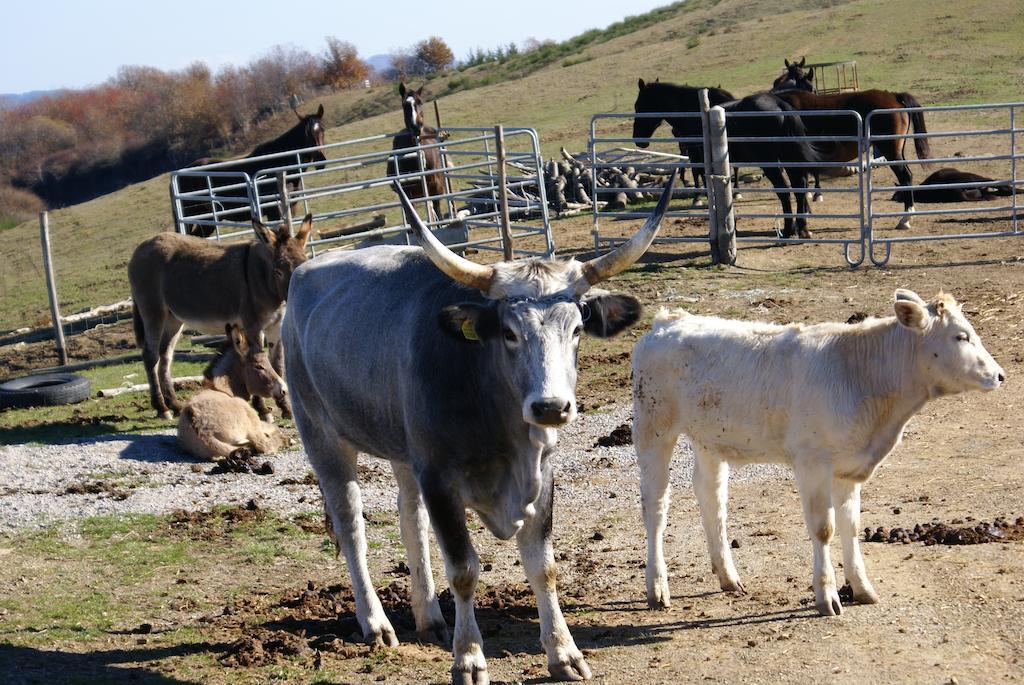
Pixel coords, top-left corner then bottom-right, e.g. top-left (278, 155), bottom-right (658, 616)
top-left (129, 214), bottom-right (312, 420)
top-left (178, 325), bottom-right (287, 460)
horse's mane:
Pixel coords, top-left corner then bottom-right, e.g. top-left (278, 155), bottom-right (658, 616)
top-left (249, 117), bottom-right (312, 157)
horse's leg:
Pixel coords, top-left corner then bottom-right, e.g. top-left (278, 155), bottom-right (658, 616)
top-left (732, 166), bottom-right (743, 201)
top-left (787, 166), bottom-right (813, 239)
top-left (762, 166), bottom-right (796, 238)
top-left (157, 319), bottom-right (185, 415)
top-left (889, 141), bottom-right (915, 230)
top-left (686, 144), bottom-right (706, 206)
top-left (813, 171), bottom-right (824, 203)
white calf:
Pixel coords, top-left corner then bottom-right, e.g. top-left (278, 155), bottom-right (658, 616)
top-left (632, 289), bottom-right (1004, 616)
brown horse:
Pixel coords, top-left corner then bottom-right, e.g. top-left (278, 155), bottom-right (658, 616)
top-left (177, 104), bottom-right (327, 237)
top-left (773, 57), bottom-right (815, 92)
top-left (386, 83), bottom-right (449, 221)
top-left (772, 89), bottom-right (931, 227)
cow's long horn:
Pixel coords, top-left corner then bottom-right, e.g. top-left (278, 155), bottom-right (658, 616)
top-left (577, 169), bottom-right (676, 290)
top-left (395, 182), bottom-right (494, 292)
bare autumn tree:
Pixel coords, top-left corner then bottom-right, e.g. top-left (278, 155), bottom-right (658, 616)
top-left (415, 36), bottom-right (454, 74)
top-left (321, 37), bottom-right (370, 89)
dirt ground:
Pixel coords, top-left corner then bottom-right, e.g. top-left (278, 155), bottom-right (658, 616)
top-left (2, 172), bottom-right (1024, 683)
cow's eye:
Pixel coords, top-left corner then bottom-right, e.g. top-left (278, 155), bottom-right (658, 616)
top-left (955, 332), bottom-right (969, 342)
top-left (503, 328), bottom-right (518, 343)
top-left (572, 325), bottom-right (583, 338)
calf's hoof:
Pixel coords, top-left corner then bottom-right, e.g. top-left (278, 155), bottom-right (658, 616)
top-left (646, 575), bottom-right (671, 609)
top-left (549, 652), bottom-right (593, 681)
top-left (853, 586), bottom-right (879, 605)
top-left (815, 589), bottom-right (843, 617)
top-left (720, 578), bottom-right (746, 594)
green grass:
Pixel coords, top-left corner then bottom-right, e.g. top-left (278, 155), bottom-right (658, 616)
top-left (0, 358), bottom-right (208, 445)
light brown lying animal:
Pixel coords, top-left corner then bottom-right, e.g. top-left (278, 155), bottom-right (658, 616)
top-left (177, 325), bottom-right (286, 460)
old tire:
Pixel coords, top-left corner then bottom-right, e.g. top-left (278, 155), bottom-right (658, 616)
top-left (0, 373), bottom-right (92, 410)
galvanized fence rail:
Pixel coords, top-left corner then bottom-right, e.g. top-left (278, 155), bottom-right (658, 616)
top-left (866, 102), bottom-right (1023, 266)
top-left (591, 110), bottom-right (868, 266)
top-left (170, 126), bottom-right (554, 260)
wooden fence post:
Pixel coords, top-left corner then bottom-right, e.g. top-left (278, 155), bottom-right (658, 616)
top-left (39, 211), bottom-right (68, 366)
top-left (276, 171), bottom-right (293, 234)
top-left (494, 125), bottom-right (514, 260)
top-left (709, 106), bottom-right (737, 265)
top-left (698, 89), bottom-right (720, 260)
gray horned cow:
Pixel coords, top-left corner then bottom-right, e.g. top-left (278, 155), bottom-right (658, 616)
top-left (283, 174), bottom-right (674, 684)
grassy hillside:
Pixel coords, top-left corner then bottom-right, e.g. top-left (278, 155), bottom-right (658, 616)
top-left (1, 0), bottom-right (1022, 329)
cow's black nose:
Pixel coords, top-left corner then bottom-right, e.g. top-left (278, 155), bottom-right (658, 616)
top-left (998, 373), bottom-right (1006, 382)
top-left (531, 399), bottom-right (572, 425)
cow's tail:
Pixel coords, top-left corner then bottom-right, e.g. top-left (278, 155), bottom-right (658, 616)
top-left (652, 307), bottom-right (691, 331)
top-left (895, 92), bottom-right (931, 161)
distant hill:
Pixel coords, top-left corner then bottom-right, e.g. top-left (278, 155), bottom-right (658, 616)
top-left (0, 89), bottom-right (62, 109)
top-left (366, 54), bottom-right (393, 74)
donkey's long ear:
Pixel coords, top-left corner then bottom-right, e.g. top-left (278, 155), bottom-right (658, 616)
top-left (252, 220), bottom-right (278, 247)
top-left (229, 324), bottom-right (249, 356)
top-left (295, 214), bottom-right (313, 247)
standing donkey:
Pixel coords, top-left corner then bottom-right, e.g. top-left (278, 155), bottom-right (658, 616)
top-left (129, 214), bottom-right (312, 420)
top-left (178, 324), bottom-right (287, 460)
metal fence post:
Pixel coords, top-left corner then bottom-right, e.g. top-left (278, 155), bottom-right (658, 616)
top-left (39, 211), bottom-right (68, 366)
top-left (709, 106), bottom-right (737, 265)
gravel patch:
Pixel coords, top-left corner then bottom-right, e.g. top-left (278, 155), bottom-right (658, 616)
top-left (0, 404), bottom-right (790, 531)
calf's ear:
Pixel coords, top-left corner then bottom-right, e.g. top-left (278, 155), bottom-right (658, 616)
top-left (582, 292), bottom-right (642, 337)
top-left (894, 299), bottom-right (928, 331)
top-left (438, 303), bottom-right (499, 343)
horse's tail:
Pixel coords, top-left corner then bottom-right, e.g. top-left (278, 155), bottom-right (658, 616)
top-left (132, 302), bottom-right (145, 349)
top-left (895, 92), bottom-right (931, 160)
top-left (778, 103), bottom-right (830, 164)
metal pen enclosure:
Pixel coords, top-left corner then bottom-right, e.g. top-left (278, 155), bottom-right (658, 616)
top-left (169, 126), bottom-right (554, 260)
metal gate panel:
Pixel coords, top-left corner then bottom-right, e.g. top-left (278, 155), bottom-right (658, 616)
top-left (866, 102), bottom-right (1023, 266)
top-left (590, 109), bottom-right (867, 265)
top-left (170, 126), bottom-right (554, 261)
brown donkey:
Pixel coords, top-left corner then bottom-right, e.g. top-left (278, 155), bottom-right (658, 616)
top-left (129, 215), bottom-right (312, 420)
top-left (178, 325), bottom-right (287, 460)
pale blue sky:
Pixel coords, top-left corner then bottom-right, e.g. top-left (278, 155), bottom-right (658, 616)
top-left (1, 0), bottom-right (671, 94)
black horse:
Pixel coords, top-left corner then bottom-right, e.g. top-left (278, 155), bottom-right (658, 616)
top-left (773, 57), bottom-right (816, 92)
top-left (632, 78), bottom-right (737, 198)
top-left (633, 80), bottom-right (825, 238)
top-left (387, 83), bottom-right (449, 221)
top-left (178, 104), bottom-right (327, 237)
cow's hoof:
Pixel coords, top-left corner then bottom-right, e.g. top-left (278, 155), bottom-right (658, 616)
top-left (365, 623), bottom-right (399, 648)
top-left (549, 652), bottom-right (593, 681)
top-left (720, 578), bottom-right (746, 594)
top-left (416, 620), bottom-right (450, 647)
top-left (451, 665), bottom-right (489, 685)
top-left (816, 590), bottom-right (843, 617)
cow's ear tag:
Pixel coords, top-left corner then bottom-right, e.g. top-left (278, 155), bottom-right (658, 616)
top-left (461, 318), bottom-right (480, 342)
